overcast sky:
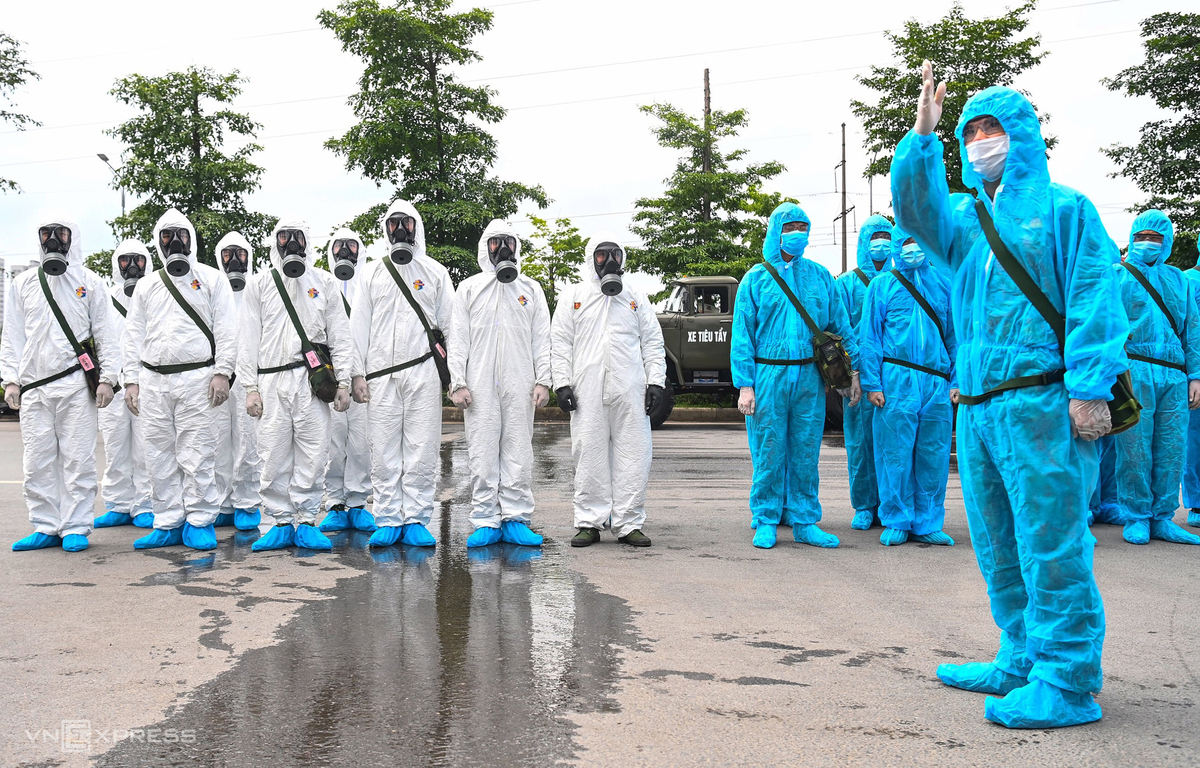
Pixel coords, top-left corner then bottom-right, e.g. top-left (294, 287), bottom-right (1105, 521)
top-left (0, 0), bottom-right (1176, 292)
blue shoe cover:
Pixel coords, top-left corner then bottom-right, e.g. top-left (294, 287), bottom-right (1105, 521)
top-left (937, 662), bottom-right (1027, 695)
top-left (401, 522), bottom-right (437, 547)
top-left (132, 512), bottom-right (155, 528)
top-left (850, 510), bottom-right (875, 530)
top-left (62, 534), bottom-right (89, 552)
top-left (983, 679), bottom-right (1101, 729)
top-left (95, 510), bottom-right (133, 528)
top-left (750, 518), bottom-right (758, 529)
top-left (1123, 519), bottom-right (1150, 545)
top-left (467, 526), bottom-right (503, 548)
top-left (13, 532), bottom-right (62, 551)
top-left (752, 524), bottom-right (777, 549)
top-left (1149, 519), bottom-right (1200, 545)
top-left (500, 520), bottom-right (543, 546)
top-left (234, 508), bottom-right (261, 531)
top-left (880, 527), bottom-right (909, 546)
top-left (369, 525), bottom-right (403, 547)
top-left (295, 524), bottom-right (333, 551)
top-left (252, 524), bottom-right (296, 552)
top-left (912, 530), bottom-right (955, 546)
top-left (214, 512), bottom-right (235, 528)
top-left (134, 527), bottom-right (184, 549)
top-left (183, 523), bottom-right (218, 551)
top-left (318, 508), bottom-right (352, 532)
top-left (350, 507), bottom-right (377, 532)
top-left (1189, 510), bottom-right (1200, 528)
top-left (793, 523), bottom-right (839, 548)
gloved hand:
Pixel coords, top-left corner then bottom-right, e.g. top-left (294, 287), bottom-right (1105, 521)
top-left (837, 371), bottom-right (863, 407)
top-left (867, 391), bottom-right (885, 408)
top-left (1069, 398), bottom-right (1111, 441)
top-left (4, 383), bottom-right (21, 411)
top-left (645, 384), bottom-right (665, 415)
top-left (950, 388), bottom-right (960, 405)
top-left (737, 386), bottom-right (755, 416)
top-left (915, 59), bottom-right (947, 136)
top-left (95, 383), bottom-right (114, 408)
top-left (532, 384), bottom-right (550, 408)
top-left (124, 383), bottom-right (139, 416)
top-left (1190, 380), bottom-right (1200, 410)
top-left (246, 391), bottom-right (264, 419)
top-left (352, 375), bottom-right (370, 404)
top-left (209, 374), bottom-right (230, 408)
top-left (555, 386), bottom-right (577, 412)
top-left (333, 386), bottom-right (350, 413)
top-left (450, 387), bottom-right (473, 409)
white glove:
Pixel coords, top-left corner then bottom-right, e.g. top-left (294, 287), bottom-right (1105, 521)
top-left (333, 386), bottom-right (350, 413)
top-left (950, 388), bottom-right (960, 405)
top-left (246, 391), bottom-right (264, 419)
top-left (738, 386), bottom-right (756, 416)
top-left (914, 60), bottom-right (947, 136)
top-left (837, 372), bottom-right (862, 408)
top-left (532, 384), bottom-right (550, 408)
top-left (208, 374), bottom-right (230, 408)
top-left (95, 383), bottom-right (114, 408)
top-left (4, 383), bottom-right (20, 411)
top-left (1069, 398), bottom-right (1111, 441)
top-left (352, 376), bottom-right (370, 404)
top-left (450, 387), bottom-right (473, 409)
top-left (1190, 380), bottom-right (1200, 410)
top-left (124, 383), bottom-right (139, 416)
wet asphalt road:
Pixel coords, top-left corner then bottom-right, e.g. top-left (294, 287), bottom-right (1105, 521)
top-left (0, 418), bottom-right (1197, 767)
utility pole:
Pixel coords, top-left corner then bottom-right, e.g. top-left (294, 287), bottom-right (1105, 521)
top-left (832, 123), bottom-right (854, 274)
top-left (702, 68), bottom-right (711, 222)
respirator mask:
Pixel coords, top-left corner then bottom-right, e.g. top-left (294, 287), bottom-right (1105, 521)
top-left (277, 229), bottom-right (307, 278)
top-left (159, 226), bottom-right (192, 277)
top-left (118, 251), bottom-right (147, 296)
top-left (594, 242), bottom-right (626, 297)
top-left (221, 245), bottom-right (249, 291)
top-left (331, 238), bottom-right (360, 281)
top-left (386, 213), bottom-right (417, 265)
top-left (488, 234), bottom-right (518, 284)
top-left (39, 224), bottom-right (72, 276)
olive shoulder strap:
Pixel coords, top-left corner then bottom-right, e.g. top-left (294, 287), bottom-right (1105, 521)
top-left (889, 269), bottom-right (946, 344)
top-left (158, 269), bottom-right (216, 358)
top-left (1120, 261), bottom-right (1180, 337)
top-left (760, 260), bottom-right (828, 344)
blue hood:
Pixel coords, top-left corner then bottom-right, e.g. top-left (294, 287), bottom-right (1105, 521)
top-left (762, 202), bottom-right (811, 269)
top-left (856, 214), bottom-right (893, 276)
top-left (890, 224), bottom-right (925, 273)
top-left (1127, 209), bottom-right (1174, 268)
top-left (955, 87), bottom-right (1049, 193)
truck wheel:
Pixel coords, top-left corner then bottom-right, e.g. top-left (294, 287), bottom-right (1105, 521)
top-left (649, 382), bottom-right (675, 430)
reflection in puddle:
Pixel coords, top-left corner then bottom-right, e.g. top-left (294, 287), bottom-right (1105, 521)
top-left (97, 427), bottom-right (639, 767)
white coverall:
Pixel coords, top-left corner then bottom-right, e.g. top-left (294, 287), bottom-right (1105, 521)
top-left (324, 227), bottom-right (372, 511)
top-left (350, 199), bottom-right (455, 527)
top-left (448, 219), bottom-right (552, 529)
top-left (549, 233), bottom-right (666, 537)
top-left (0, 216), bottom-right (119, 536)
top-left (99, 239), bottom-right (154, 518)
top-left (213, 231), bottom-right (262, 515)
top-left (238, 220), bottom-right (358, 526)
top-left (122, 208), bottom-right (237, 530)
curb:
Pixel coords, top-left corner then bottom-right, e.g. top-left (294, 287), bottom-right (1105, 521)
top-left (441, 407), bottom-right (746, 424)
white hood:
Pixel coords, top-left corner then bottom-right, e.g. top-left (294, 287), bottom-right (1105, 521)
top-left (36, 213), bottom-right (85, 275)
top-left (380, 198), bottom-right (427, 261)
top-left (475, 218), bottom-right (522, 276)
top-left (269, 218), bottom-right (316, 273)
top-left (152, 207), bottom-right (200, 268)
top-left (581, 230), bottom-right (627, 283)
top-left (214, 231), bottom-right (255, 281)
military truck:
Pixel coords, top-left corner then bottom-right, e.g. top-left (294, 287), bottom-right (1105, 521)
top-left (653, 275), bottom-right (844, 430)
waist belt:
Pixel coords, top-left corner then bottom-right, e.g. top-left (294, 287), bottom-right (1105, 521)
top-left (753, 357), bottom-right (815, 366)
top-left (956, 369), bottom-right (1066, 406)
top-left (366, 351), bottom-right (433, 381)
top-left (882, 357), bottom-right (951, 382)
top-left (141, 359), bottom-right (215, 375)
top-left (258, 360), bottom-right (305, 375)
top-left (19, 363), bottom-right (82, 394)
top-left (1127, 352), bottom-right (1186, 373)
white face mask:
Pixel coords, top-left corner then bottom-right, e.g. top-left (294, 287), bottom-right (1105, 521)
top-left (966, 134), bottom-right (1009, 182)
top-left (900, 242), bottom-right (925, 266)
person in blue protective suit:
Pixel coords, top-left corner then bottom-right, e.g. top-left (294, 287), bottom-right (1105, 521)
top-left (859, 226), bottom-right (957, 547)
top-left (1183, 239), bottom-right (1200, 529)
top-left (732, 202), bottom-right (862, 550)
top-left (891, 61), bottom-right (1130, 728)
top-left (833, 215), bottom-right (892, 530)
top-left (1110, 210), bottom-right (1200, 545)
top-left (1088, 436), bottom-right (1121, 526)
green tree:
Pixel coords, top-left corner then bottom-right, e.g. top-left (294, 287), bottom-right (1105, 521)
top-left (521, 216), bottom-right (585, 315)
top-left (1102, 12), bottom-right (1200, 267)
top-left (851, 1), bottom-right (1051, 194)
top-left (98, 66), bottom-right (275, 274)
top-left (319, 0), bottom-right (548, 285)
top-left (631, 102), bottom-right (787, 296)
top-left (0, 32), bottom-right (40, 193)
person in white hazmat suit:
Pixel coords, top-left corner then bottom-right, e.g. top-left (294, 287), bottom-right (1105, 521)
top-left (93, 240), bottom-right (156, 529)
top-left (550, 233), bottom-right (666, 548)
top-left (318, 227), bottom-right (376, 534)
top-left (124, 208), bottom-right (237, 551)
top-left (213, 231), bottom-right (263, 531)
top-left (448, 219), bottom-right (553, 548)
top-left (2, 216), bottom-right (118, 552)
top-left (349, 199), bottom-right (454, 548)
top-left (241, 220), bottom-right (356, 552)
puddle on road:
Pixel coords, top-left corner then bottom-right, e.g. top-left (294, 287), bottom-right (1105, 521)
top-left (95, 429), bottom-right (640, 767)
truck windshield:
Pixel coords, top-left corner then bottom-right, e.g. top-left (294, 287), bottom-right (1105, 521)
top-left (663, 284), bottom-right (689, 313)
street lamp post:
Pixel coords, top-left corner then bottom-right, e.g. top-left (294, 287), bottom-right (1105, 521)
top-left (97, 153), bottom-right (125, 219)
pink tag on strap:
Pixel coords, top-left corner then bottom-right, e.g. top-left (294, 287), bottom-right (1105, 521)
top-left (78, 354), bottom-right (95, 371)
top-left (305, 350), bottom-right (321, 368)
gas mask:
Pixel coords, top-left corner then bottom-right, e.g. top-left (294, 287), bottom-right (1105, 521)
top-left (331, 238), bottom-right (360, 281)
top-left (221, 245), bottom-right (250, 291)
top-left (593, 242), bottom-right (625, 296)
top-left (868, 232), bottom-right (891, 266)
top-left (117, 251), bottom-right (147, 296)
top-left (487, 234), bottom-right (518, 284)
top-left (385, 213), bottom-right (417, 265)
top-left (159, 226), bottom-right (193, 277)
top-left (276, 229), bottom-right (307, 278)
top-left (39, 224), bottom-right (72, 276)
